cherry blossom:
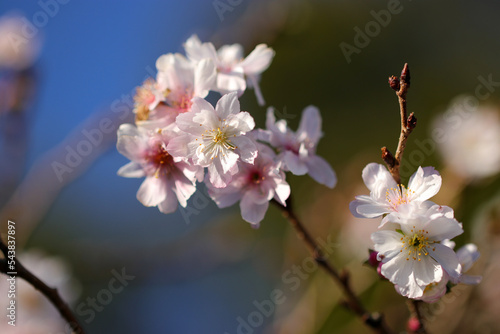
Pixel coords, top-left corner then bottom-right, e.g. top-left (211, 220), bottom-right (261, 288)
top-left (261, 106), bottom-right (336, 188)
top-left (207, 142), bottom-right (290, 226)
top-left (372, 204), bottom-right (463, 299)
top-left (167, 92), bottom-right (257, 188)
top-left (349, 163), bottom-right (442, 221)
top-left (183, 35), bottom-right (275, 106)
top-left (117, 123), bottom-right (203, 213)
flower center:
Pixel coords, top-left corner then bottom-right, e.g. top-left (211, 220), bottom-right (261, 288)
top-left (386, 185), bottom-right (415, 211)
top-left (135, 79), bottom-right (157, 106)
top-left (146, 142), bottom-right (174, 177)
top-left (400, 226), bottom-right (436, 262)
top-left (249, 170), bottom-right (265, 184)
top-left (172, 93), bottom-right (193, 111)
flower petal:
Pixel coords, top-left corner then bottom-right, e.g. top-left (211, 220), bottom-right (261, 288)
top-left (428, 243), bottom-right (461, 281)
top-left (240, 193), bottom-right (269, 225)
top-left (305, 155), bottom-right (336, 188)
top-left (215, 91), bottom-right (241, 119)
top-left (408, 166), bottom-right (442, 202)
top-left (233, 135), bottom-right (258, 164)
top-left (157, 188), bottom-right (179, 214)
top-left (117, 162), bottom-right (146, 178)
top-left (297, 106), bottom-right (322, 145)
top-left (239, 44), bottom-right (275, 75)
top-left (282, 151), bottom-right (308, 175)
top-left (194, 58), bottom-right (216, 98)
top-left (136, 176), bottom-right (167, 207)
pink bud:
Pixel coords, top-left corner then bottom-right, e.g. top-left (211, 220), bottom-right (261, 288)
top-left (407, 316), bottom-right (421, 332)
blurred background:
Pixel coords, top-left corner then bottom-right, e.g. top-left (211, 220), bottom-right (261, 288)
top-left (0, 1), bottom-right (499, 333)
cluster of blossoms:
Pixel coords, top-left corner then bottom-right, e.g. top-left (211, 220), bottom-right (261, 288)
top-left (117, 36), bottom-right (336, 226)
top-left (350, 163), bottom-right (481, 301)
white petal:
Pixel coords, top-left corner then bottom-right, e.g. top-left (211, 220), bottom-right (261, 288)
top-left (240, 193), bottom-right (269, 225)
top-left (273, 180), bottom-right (291, 206)
top-left (215, 92), bottom-right (240, 119)
top-left (361, 163), bottom-right (397, 203)
top-left (305, 155), bottom-right (336, 188)
top-left (424, 216), bottom-right (463, 241)
top-left (413, 256), bottom-right (443, 286)
top-left (456, 244), bottom-right (480, 272)
top-left (408, 166), bottom-right (442, 202)
top-left (217, 43), bottom-right (244, 65)
top-left (208, 159), bottom-right (233, 188)
top-left (208, 185), bottom-right (241, 208)
top-left (233, 136), bottom-right (258, 164)
top-left (194, 58), bottom-right (216, 98)
top-left (239, 44), bottom-right (275, 75)
top-left (219, 149), bottom-right (239, 174)
top-left (371, 230), bottom-right (403, 259)
top-left (226, 111), bottom-right (255, 134)
top-left (297, 106), bottom-right (322, 144)
top-left (166, 134), bottom-right (194, 159)
top-left (282, 151), bottom-right (307, 175)
top-left (136, 176), bottom-right (167, 207)
top-left (157, 188), bottom-right (179, 214)
top-left (172, 173), bottom-right (197, 208)
top-left (117, 162), bottom-right (146, 178)
top-left (216, 71), bottom-right (246, 95)
top-left (183, 35), bottom-right (218, 63)
top-left (116, 126), bottom-right (147, 161)
top-left (428, 243), bottom-right (461, 281)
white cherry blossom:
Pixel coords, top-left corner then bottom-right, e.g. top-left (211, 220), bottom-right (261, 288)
top-left (372, 204), bottom-right (463, 299)
top-left (167, 92), bottom-right (257, 188)
top-left (350, 163), bottom-right (442, 221)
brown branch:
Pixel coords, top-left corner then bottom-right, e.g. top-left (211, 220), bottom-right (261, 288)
top-left (384, 63), bottom-right (417, 184)
top-left (407, 300), bottom-right (427, 334)
top-left (386, 64), bottom-right (428, 334)
top-left (272, 198), bottom-right (394, 334)
top-left (0, 237), bottom-right (86, 334)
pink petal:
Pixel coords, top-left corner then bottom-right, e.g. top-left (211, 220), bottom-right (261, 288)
top-left (136, 176), bottom-right (167, 207)
top-left (305, 155), bottom-right (336, 188)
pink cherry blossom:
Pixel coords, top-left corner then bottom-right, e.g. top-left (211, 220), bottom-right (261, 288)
top-left (155, 52), bottom-right (216, 117)
top-left (207, 143), bottom-right (290, 226)
top-left (117, 123), bottom-right (203, 214)
top-left (184, 35), bottom-right (274, 106)
top-left (167, 92), bottom-right (257, 188)
top-left (261, 106), bottom-right (336, 188)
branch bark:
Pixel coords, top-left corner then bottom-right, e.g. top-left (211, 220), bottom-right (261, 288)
top-left (0, 237), bottom-right (86, 334)
top-left (272, 199), bottom-right (394, 334)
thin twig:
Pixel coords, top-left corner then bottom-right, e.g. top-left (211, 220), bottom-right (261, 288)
top-left (0, 237), bottom-right (86, 334)
top-left (272, 198), bottom-right (394, 334)
top-left (385, 64), bottom-right (428, 334)
top-left (384, 63), bottom-right (417, 184)
top-left (407, 300), bottom-right (427, 334)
